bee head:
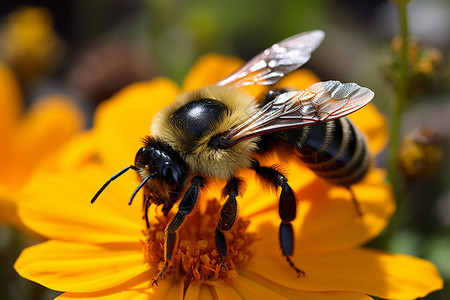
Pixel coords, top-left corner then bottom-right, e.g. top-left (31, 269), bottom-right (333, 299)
top-left (134, 137), bottom-right (188, 201)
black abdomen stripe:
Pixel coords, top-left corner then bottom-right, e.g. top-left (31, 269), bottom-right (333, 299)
top-left (276, 117), bottom-right (370, 186)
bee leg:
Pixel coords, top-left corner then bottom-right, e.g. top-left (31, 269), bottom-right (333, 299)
top-left (143, 196), bottom-right (151, 228)
top-left (252, 160), bottom-right (305, 277)
top-left (346, 186), bottom-right (363, 217)
top-left (151, 176), bottom-right (205, 286)
top-left (215, 177), bottom-right (244, 263)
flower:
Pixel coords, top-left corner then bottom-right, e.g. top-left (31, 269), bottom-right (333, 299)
top-left (0, 62), bottom-right (84, 227)
top-left (0, 6), bottom-right (65, 85)
top-left (15, 54), bottom-right (442, 299)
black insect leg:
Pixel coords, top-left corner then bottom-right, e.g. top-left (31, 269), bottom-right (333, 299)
top-left (346, 186), bottom-right (363, 217)
top-left (252, 160), bottom-right (305, 277)
top-left (151, 176), bottom-right (205, 286)
top-left (215, 177), bottom-right (245, 260)
top-left (143, 195), bottom-right (152, 229)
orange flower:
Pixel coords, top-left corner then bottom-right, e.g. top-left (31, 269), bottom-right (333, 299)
top-left (14, 55), bottom-right (442, 299)
top-left (0, 62), bottom-right (84, 227)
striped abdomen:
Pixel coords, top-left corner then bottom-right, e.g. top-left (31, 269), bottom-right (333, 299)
top-left (276, 117), bottom-right (370, 186)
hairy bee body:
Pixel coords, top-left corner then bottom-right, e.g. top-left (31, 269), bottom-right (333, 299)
top-left (151, 85), bottom-right (260, 180)
top-left (151, 85), bottom-right (370, 187)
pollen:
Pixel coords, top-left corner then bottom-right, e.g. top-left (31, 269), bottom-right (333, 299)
top-left (141, 199), bottom-right (257, 284)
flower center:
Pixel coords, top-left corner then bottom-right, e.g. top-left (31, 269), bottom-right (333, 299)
top-left (141, 199), bottom-right (257, 283)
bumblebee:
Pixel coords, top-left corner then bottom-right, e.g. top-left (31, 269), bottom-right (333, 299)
top-left (91, 30), bottom-right (374, 285)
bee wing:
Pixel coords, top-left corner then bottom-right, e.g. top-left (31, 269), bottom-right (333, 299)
top-left (216, 30), bottom-right (325, 88)
top-left (223, 81), bottom-right (374, 143)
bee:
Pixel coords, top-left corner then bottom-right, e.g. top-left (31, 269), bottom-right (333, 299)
top-left (91, 30), bottom-right (374, 285)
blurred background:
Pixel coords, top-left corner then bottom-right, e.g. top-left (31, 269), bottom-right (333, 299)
top-left (0, 0), bottom-right (448, 299)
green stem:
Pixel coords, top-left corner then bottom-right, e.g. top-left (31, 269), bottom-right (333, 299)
top-left (388, 1), bottom-right (409, 196)
top-left (384, 1), bottom-right (410, 247)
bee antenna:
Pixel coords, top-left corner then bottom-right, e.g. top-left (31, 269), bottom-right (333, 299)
top-left (128, 174), bottom-right (155, 206)
top-left (91, 165), bottom-right (140, 204)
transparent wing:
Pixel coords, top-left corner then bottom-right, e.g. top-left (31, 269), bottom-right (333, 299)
top-left (216, 30), bottom-right (325, 88)
top-left (223, 81), bottom-right (374, 144)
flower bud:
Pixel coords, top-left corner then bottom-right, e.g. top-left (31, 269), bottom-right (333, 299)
top-left (398, 128), bottom-right (443, 181)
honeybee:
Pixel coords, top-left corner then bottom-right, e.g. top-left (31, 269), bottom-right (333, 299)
top-left (91, 30), bottom-right (374, 285)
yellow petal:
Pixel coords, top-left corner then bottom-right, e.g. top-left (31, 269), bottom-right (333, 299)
top-left (293, 169), bottom-right (394, 254)
top-left (182, 54), bottom-right (244, 92)
top-left (228, 274), bottom-right (371, 300)
top-left (14, 240), bottom-right (149, 293)
top-left (184, 284), bottom-right (201, 300)
top-left (232, 277), bottom-right (372, 300)
top-left (18, 166), bottom-right (143, 243)
top-left (244, 248), bottom-right (442, 300)
top-left (349, 103), bottom-right (388, 156)
top-left (56, 280), bottom-right (176, 300)
top-left (54, 131), bottom-right (99, 171)
top-left (94, 79), bottom-right (179, 171)
top-left (213, 283), bottom-right (244, 300)
top-left (4, 94), bottom-right (84, 189)
top-left (162, 280), bottom-right (184, 299)
top-left (230, 275), bottom-right (290, 300)
top-left (275, 69), bottom-right (320, 90)
top-left (185, 283), bottom-right (217, 300)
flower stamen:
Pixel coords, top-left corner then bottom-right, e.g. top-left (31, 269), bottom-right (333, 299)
top-left (141, 199), bottom-right (257, 284)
